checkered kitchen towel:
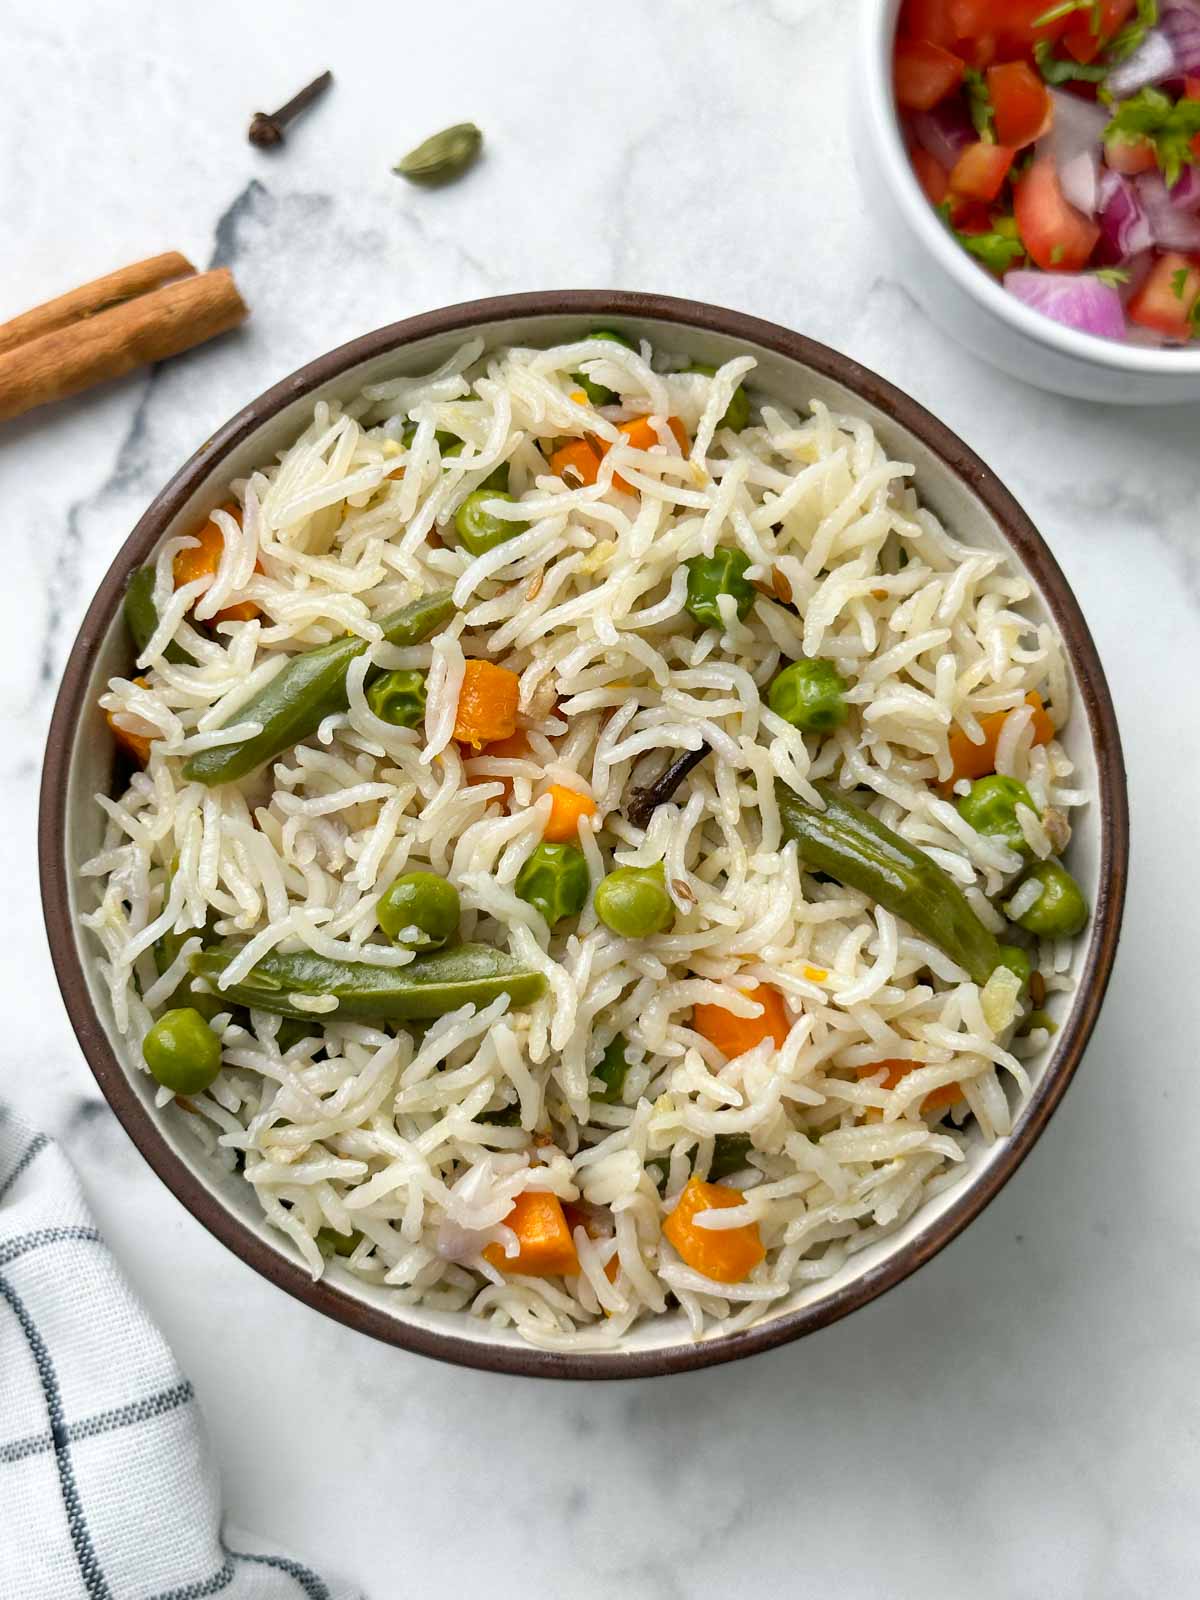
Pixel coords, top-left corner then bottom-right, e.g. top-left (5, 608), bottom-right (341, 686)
top-left (0, 1104), bottom-right (363, 1600)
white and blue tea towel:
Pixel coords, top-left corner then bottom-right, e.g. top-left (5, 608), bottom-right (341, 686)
top-left (0, 1102), bottom-right (363, 1600)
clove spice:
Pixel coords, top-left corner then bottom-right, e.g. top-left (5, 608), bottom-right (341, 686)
top-left (624, 744), bottom-right (711, 830)
top-left (248, 70), bottom-right (334, 148)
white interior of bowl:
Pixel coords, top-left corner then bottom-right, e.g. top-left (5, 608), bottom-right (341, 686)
top-left (62, 312), bottom-right (1104, 1362)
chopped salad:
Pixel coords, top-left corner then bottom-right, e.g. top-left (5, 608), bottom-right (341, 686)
top-left (895, 0), bottom-right (1200, 344)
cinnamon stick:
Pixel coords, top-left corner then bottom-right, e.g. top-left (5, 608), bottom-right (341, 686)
top-left (0, 268), bottom-right (247, 423)
top-left (0, 252), bottom-right (196, 358)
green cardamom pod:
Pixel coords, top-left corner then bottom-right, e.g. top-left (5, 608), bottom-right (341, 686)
top-left (394, 122), bottom-right (483, 184)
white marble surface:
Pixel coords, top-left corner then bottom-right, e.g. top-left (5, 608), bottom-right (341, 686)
top-left (3, 0), bottom-right (1198, 1594)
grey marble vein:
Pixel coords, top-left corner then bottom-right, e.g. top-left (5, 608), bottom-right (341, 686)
top-left (1, 1), bottom-right (1198, 1596)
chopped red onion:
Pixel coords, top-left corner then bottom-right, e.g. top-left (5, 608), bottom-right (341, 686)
top-left (1096, 169), bottom-right (1155, 262)
top-left (1106, 27), bottom-right (1179, 96)
top-left (1169, 163), bottom-right (1200, 208)
top-left (1046, 92), bottom-right (1109, 215)
top-left (1162, 4), bottom-right (1200, 74)
top-left (1136, 170), bottom-right (1200, 247)
top-left (1004, 271), bottom-right (1128, 338)
top-left (910, 102), bottom-right (975, 170)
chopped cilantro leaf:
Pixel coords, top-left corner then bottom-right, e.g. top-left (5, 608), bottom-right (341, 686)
top-left (1108, 0), bottom-right (1158, 62)
top-left (1033, 39), bottom-right (1109, 84)
top-left (1050, 243), bottom-right (1067, 265)
top-left (1172, 267), bottom-right (1190, 301)
top-left (936, 201), bottom-right (1027, 275)
top-left (1094, 267), bottom-right (1131, 287)
top-left (964, 68), bottom-right (996, 143)
top-left (1105, 87), bottom-right (1200, 187)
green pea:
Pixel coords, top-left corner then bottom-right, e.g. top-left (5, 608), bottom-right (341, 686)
top-left (400, 422), bottom-right (460, 452)
top-left (573, 329), bottom-right (634, 406)
top-left (594, 861), bottom-right (674, 938)
top-left (687, 361), bottom-right (751, 431)
top-left (377, 871), bottom-right (461, 949)
top-left (708, 1133), bottom-right (754, 1181)
top-left (142, 1007), bottom-right (222, 1095)
top-left (317, 1226), bottom-right (362, 1259)
top-left (515, 842), bottom-right (589, 927)
top-left (454, 489), bottom-right (529, 557)
top-left (1023, 1009), bottom-right (1058, 1036)
top-left (996, 943), bottom-right (1032, 995)
top-left (1005, 860), bottom-right (1089, 939)
top-left (684, 548), bottom-right (756, 629)
top-left (594, 1034), bottom-right (630, 1103)
top-left (958, 775), bottom-right (1038, 856)
top-left (366, 669), bottom-right (427, 729)
top-left (767, 659), bottom-right (848, 733)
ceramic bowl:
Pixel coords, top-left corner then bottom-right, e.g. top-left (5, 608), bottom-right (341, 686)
top-left (39, 291), bottom-right (1129, 1378)
top-left (858, 0), bottom-right (1200, 404)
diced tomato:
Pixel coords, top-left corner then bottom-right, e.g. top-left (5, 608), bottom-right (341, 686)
top-left (951, 0), bottom-right (1070, 51)
top-left (1014, 158), bottom-right (1101, 271)
top-left (911, 145), bottom-right (950, 205)
top-left (1063, 0), bottom-right (1135, 63)
top-left (1185, 78), bottom-right (1200, 101)
top-left (987, 61), bottom-right (1052, 148)
top-left (949, 141), bottom-right (1015, 203)
top-left (950, 198), bottom-right (994, 232)
top-left (1127, 252), bottom-right (1200, 339)
top-left (898, 0), bottom-right (958, 46)
top-left (1105, 135), bottom-right (1158, 176)
top-left (895, 38), bottom-right (965, 110)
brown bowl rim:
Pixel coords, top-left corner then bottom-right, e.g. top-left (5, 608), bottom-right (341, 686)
top-left (38, 289), bottom-right (1129, 1380)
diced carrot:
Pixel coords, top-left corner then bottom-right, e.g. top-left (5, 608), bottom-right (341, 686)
top-left (105, 709), bottom-right (154, 766)
top-left (607, 415), bottom-right (689, 493)
top-left (173, 503), bottom-right (262, 624)
top-left (549, 438), bottom-right (602, 487)
top-left (894, 38), bottom-right (965, 111)
top-left (105, 675), bottom-right (156, 766)
top-left (662, 1176), bottom-right (765, 1284)
top-left (911, 146), bottom-right (949, 206)
top-left (467, 729), bottom-right (530, 803)
top-left (483, 1190), bottom-right (580, 1278)
top-left (453, 660), bottom-right (521, 749)
top-left (692, 983), bottom-right (790, 1060)
top-left (946, 691), bottom-right (1054, 785)
top-left (858, 1059), bottom-right (964, 1116)
top-left (542, 783), bottom-right (597, 842)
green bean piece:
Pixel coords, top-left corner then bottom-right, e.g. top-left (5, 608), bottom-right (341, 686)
top-left (142, 1007), bottom-right (223, 1095)
top-left (275, 1017), bottom-right (319, 1053)
top-left (182, 591), bottom-right (454, 786)
top-left (1023, 1009), bottom-right (1058, 1036)
top-left (768, 660), bottom-right (849, 733)
top-left (124, 565), bottom-right (193, 666)
top-left (996, 943), bottom-right (1033, 996)
top-left (687, 362), bottom-right (751, 431)
top-left (188, 942), bottom-right (547, 1022)
top-left (317, 1227), bottom-right (362, 1258)
top-left (454, 490), bottom-right (529, 557)
top-left (958, 775), bottom-right (1038, 856)
top-left (377, 871), bottom-right (461, 949)
top-left (514, 842), bottom-right (589, 928)
top-left (594, 1034), bottom-right (631, 1103)
top-left (366, 669), bottom-right (427, 729)
top-left (151, 885), bottom-right (222, 1020)
top-left (594, 862), bottom-right (674, 938)
top-left (684, 549), bottom-right (756, 629)
top-left (1005, 860), bottom-right (1089, 938)
top-left (776, 780), bottom-right (1005, 986)
top-left (572, 329), bottom-right (634, 406)
top-left (708, 1133), bottom-right (754, 1182)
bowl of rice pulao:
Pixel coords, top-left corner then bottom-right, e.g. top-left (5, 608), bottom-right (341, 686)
top-left (40, 292), bottom-right (1127, 1378)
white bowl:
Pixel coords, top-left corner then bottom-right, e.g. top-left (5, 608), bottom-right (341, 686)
top-left (858, 0), bottom-right (1200, 404)
top-left (40, 292), bottom-right (1129, 1378)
